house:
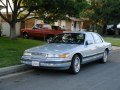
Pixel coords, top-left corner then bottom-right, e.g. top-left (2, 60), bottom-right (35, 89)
top-left (31, 16), bottom-right (89, 31)
top-left (1, 12), bottom-right (89, 37)
top-left (55, 17), bottom-right (89, 31)
top-left (0, 17), bottom-right (21, 37)
top-left (0, 0), bottom-right (89, 37)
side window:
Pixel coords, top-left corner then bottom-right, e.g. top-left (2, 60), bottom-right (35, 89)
top-left (86, 33), bottom-right (94, 44)
top-left (92, 33), bottom-right (103, 43)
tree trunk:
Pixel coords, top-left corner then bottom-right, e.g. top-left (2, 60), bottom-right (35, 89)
top-left (0, 30), bottom-right (1, 37)
top-left (10, 23), bottom-right (17, 40)
top-left (0, 24), bottom-right (2, 37)
top-left (0, 31), bottom-right (1, 37)
top-left (102, 24), bottom-right (107, 35)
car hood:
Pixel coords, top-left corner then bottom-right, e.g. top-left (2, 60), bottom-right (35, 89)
top-left (26, 43), bottom-right (81, 54)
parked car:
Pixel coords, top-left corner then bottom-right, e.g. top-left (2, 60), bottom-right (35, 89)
top-left (20, 24), bottom-right (70, 40)
top-left (106, 24), bottom-right (120, 35)
top-left (21, 31), bottom-right (112, 74)
top-left (106, 25), bottom-right (115, 35)
top-left (117, 23), bottom-right (120, 30)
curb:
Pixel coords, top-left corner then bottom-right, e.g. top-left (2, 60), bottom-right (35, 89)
top-left (112, 46), bottom-right (120, 50)
top-left (0, 64), bottom-right (32, 77)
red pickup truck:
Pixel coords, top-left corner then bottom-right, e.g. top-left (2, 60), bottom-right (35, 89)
top-left (21, 24), bottom-right (70, 40)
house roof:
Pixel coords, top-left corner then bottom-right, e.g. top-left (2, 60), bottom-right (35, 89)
top-left (69, 17), bottom-right (89, 21)
top-left (66, 15), bottom-right (89, 22)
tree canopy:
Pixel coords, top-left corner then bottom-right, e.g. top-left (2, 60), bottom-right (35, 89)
top-left (101, 0), bottom-right (120, 24)
top-left (33, 0), bottom-right (88, 23)
top-left (80, 0), bottom-right (120, 34)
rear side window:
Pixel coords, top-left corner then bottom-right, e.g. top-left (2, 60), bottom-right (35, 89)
top-left (92, 33), bottom-right (103, 43)
top-left (86, 33), bottom-right (94, 44)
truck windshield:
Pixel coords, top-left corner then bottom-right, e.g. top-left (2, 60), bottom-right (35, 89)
top-left (52, 33), bottom-right (85, 44)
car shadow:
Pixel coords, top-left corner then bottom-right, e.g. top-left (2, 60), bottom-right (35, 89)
top-left (31, 60), bottom-right (107, 76)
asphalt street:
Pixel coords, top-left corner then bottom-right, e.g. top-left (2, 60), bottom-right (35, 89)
top-left (0, 50), bottom-right (120, 90)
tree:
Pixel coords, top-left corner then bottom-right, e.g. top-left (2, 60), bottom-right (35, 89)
top-left (101, 0), bottom-right (120, 35)
top-left (0, 0), bottom-right (37, 39)
top-left (35, 0), bottom-right (88, 24)
top-left (0, 0), bottom-right (88, 39)
top-left (80, 0), bottom-right (105, 33)
top-left (0, 23), bottom-right (2, 37)
top-left (81, 0), bottom-right (120, 35)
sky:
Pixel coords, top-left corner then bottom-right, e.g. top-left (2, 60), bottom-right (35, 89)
top-left (0, 0), bottom-right (13, 13)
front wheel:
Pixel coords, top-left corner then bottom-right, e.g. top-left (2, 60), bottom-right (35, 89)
top-left (69, 55), bottom-right (81, 74)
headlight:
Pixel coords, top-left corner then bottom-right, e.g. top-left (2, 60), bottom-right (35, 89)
top-left (24, 52), bottom-right (32, 56)
top-left (59, 54), bottom-right (69, 58)
top-left (47, 53), bottom-right (69, 58)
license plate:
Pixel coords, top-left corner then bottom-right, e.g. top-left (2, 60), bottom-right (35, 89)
top-left (32, 61), bottom-right (39, 66)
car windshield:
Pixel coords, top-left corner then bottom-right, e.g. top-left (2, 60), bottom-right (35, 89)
top-left (51, 33), bottom-right (85, 44)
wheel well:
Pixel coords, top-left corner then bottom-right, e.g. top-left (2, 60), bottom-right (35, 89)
top-left (73, 53), bottom-right (83, 63)
top-left (47, 34), bottom-right (54, 37)
top-left (105, 48), bottom-right (109, 54)
top-left (22, 32), bottom-right (29, 38)
top-left (46, 34), bottom-right (55, 40)
top-left (23, 32), bottom-right (28, 35)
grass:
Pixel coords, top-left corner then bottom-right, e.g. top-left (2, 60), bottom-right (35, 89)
top-left (0, 37), bottom-right (46, 68)
top-left (104, 37), bottom-right (120, 46)
top-left (0, 36), bottom-right (120, 68)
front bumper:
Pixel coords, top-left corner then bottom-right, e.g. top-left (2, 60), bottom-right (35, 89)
top-left (21, 57), bottom-right (71, 70)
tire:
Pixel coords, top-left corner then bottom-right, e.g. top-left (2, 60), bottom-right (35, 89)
top-left (69, 55), bottom-right (81, 74)
top-left (23, 33), bottom-right (29, 39)
top-left (100, 50), bottom-right (108, 63)
top-left (46, 35), bottom-right (54, 41)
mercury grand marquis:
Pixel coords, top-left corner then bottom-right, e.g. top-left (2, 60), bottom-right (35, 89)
top-left (21, 32), bottom-right (112, 74)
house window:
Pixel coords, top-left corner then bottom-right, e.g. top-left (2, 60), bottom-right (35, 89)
top-left (74, 21), bottom-right (76, 28)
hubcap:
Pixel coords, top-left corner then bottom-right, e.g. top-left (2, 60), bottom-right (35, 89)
top-left (24, 34), bottom-right (28, 38)
top-left (103, 51), bottom-right (108, 62)
top-left (74, 56), bottom-right (80, 72)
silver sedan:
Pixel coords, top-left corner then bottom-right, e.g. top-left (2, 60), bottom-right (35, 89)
top-left (21, 32), bottom-right (112, 74)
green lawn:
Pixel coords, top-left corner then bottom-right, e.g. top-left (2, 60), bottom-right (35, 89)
top-left (0, 36), bottom-right (120, 68)
top-left (104, 37), bottom-right (120, 46)
top-left (0, 37), bottom-right (46, 68)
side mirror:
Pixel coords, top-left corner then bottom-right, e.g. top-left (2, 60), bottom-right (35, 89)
top-left (86, 41), bottom-right (93, 45)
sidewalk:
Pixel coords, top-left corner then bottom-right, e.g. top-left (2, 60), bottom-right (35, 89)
top-left (112, 46), bottom-right (120, 50)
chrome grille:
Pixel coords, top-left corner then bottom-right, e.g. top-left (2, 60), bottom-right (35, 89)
top-left (31, 53), bottom-right (46, 59)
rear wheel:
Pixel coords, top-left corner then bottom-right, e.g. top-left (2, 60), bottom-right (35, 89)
top-left (100, 50), bottom-right (108, 63)
top-left (69, 55), bottom-right (81, 74)
top-left (23, 33), bottom-right (29, 39)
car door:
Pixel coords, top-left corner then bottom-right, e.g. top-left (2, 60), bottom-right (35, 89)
top-left (29, 24), bottom-right (43, 38)
top-left (82, 33), bottom-right (97, 63)
top-left (92, 33), bottom-right (105, 54)
top-left (30, 28), bottom-right (43, 38)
